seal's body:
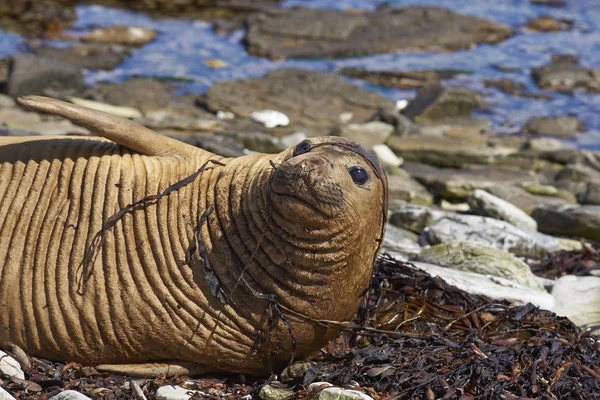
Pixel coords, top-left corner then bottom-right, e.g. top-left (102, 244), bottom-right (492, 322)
top-left (0, 97), bottom-right (387, 377)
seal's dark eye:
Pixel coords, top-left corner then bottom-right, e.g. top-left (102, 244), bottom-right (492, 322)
top-left (293, 140), bottom-right (311, 157)
top-left (349, 166), bottom-right (369, 185)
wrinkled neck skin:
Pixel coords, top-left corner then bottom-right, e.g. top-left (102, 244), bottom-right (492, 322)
top-left (199, 149), bottom-right (382, 369)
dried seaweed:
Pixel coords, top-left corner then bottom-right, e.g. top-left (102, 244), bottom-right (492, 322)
top-left (4, 256), bottom-right (600, 399)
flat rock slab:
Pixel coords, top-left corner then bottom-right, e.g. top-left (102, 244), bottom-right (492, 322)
top-left (532, 204), bottom-right (600, 240)
top-left (523, 116), bottom-right (585, 138)
top-left (387, 174), bottom-right (433, 206)
top-left (388, 136), bottom-right (518, 168)
top-left (403, 162), bottom-right (536, 200)
top-left (487, 184), bottom-right (575, 214)
top-left (532, 59), bottom-right (600, 93)
top-left (35, 43), bottom-right (130, 71)
top-left (467, 189), bottom-right (538, 231)
top-left (418, 241), bottom-right (544, 290)
top-left (382, 223), bottom-right (422, 260)
top-left (200, 68), bottom-right (394, 135)
top-left (412, 262), bottom-right (554, 310)
top-left (338, 67), bottom-right (468, 90)
top-left (422, 214), bottom-right (561, 258)
top-left (244, 6), bottom-right (512, 59)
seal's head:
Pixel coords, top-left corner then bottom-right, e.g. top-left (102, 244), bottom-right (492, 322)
top-left (269, 136), bottom-right (387, 231)
top-left (261, 136), bottom-right (388, 366)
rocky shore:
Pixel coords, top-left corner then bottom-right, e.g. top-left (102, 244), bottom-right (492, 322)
top-left (1, 1), bottom-right (600, 399)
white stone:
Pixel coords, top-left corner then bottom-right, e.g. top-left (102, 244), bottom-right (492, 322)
top-left (339, 112), bottom-right (354, 123)
top-left (50, 391), bottom-right (91, 400)
top-left (216, 110), bottom-right (235, 120)
top-left (552, 275), bottom-right (600, 328)
top-left (69, 97), bottom-right (143, 119)
top-left (413, 262), bottom-right (555, 310)
top-left (396, 99), bottom-right (409, 111)
top-left (467, 189), bottom-right (538, 231)
top-left (372, 144), bottom-right (403, 167)
top-left (0, 387), bottom-right (16, 400)
top-left (382, 223), bottom-right (421, 260)
top-left (314, 387), bottom-right (374, 400)
top-left (279, 132), bottom-right (307, 148)
top-left (251, 110), bottom-right (290, 128)
top-left (0, 351), bottom-right (24, 379)
top-left (440, 200), bottom-right (470, 212)
top-left (156, 385), bottom-right (203, 400)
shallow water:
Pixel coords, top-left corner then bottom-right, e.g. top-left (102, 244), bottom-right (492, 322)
top-left (2, 0), bottom-right (600, 149)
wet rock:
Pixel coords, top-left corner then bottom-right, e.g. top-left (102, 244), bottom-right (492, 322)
top-left (389, 204), bottom-right (448, 233)
top-left (81, 25), bottom-right (157, 47)
top-left (403, 85), bottom-right (482, 123)
top-left (7, 53), bottom-right (83, 98)
top-left (552, 275), bottom-right (600, 327)
top-left (387, 136), bottom-right (517, 168)
top-left (0, 387), bottom-right (16, 400)
top-left (526, 16), bottom-right (572, 32)
top-left (523, 116), bottom-right (585, 138)
top-left (200, 69), bottom-right (394, 136)
top-left (93, 78), bottom-right (210, 119)
top-left (280, 362), bottom-right (313, 382)
top-left (532, 204), bottom-right (600, 240)
top-left (532, 58), bottom-right (600, 93)
top-left (531, 0), bottom-right (566, 6)
top-left (387, 175), bottom-right (433, 206)
top-left (258, 382), bottom-right (294, 400)
top-left (0, 350), bottom-right (24, 379)
top-left (313, 387), bottom-right (373, 400)
top-left (418, 241), bottom-right (544, 290)
top-left (337, 121), bottom-right (394, 149)
top-left (156, 385), bottom-right (203, 400)
top-left (45, 390), bottom-right (89, 400)
top-left (245, 6), bottom-right (511, 59)
top-left (405, 163), bottom-right (535, 200)
top-left (339, 67), bottom-right (468, 90)
top-left (423, 214), bottom-right (561, 258)
top-left (413, 261), bottom-right (555, 310)
top-left (0, 0), bottom-right (75, 36)
top-left (35, 43), bottom-right (130, 70)
top-left (371, 108), bottom-right (418, 136)
top-left (487, 184), bottom-right (574, 214)
top-left (483, 78), bottom-right (552, 100)
top-left (382, 223), bottom-right (421, 260)
top-left (467, 189), bottom-right (538, 231)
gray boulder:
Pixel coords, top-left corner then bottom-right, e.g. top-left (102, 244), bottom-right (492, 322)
top-left (532, 204), bottom-right (600, 240)
top-left (244, 6), bottom-right (512, 59)
top-left (422, 214), bottom-right (561, 258)
top-left (7, 53), bottom-right (84, 98)
top-left (467, 189), bottom-right (538, 230)
top-left (418, 241), bottom-right (544, 290)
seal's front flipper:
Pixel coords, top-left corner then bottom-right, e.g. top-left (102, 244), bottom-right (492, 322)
top-left (16, 96), bottom-right (202, 159)
top-left (96, 361), bottom-right (210, 377)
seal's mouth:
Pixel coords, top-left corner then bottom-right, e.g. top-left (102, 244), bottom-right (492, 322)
top-left (268, 158), bottom-right (344, 219)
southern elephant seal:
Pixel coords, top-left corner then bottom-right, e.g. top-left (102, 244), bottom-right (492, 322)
top-left (0, 96), bottom-right (387, 377)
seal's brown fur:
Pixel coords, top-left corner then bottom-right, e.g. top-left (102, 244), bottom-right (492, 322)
top-left (0, 96), bottom-right (387, 377)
